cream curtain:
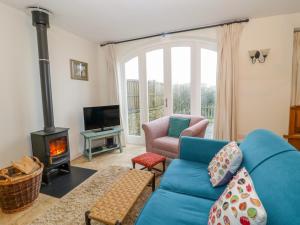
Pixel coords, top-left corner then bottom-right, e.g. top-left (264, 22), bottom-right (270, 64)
top-left (291, 32), bottom-right (300, 106)
top-left (103, 44), bottom-right (119, 104)
top-left (103, 44), bottom-right (126, 145)
top-left (214, 23), bottom-right (243, 141)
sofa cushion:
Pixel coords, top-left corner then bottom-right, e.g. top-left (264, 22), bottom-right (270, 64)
top-left (135, 189), bottom-right (214, 225)
top-left (168, 116), bottom-right (191, 138)
top-left (160, 159), bottom-right (225, 200)
top-left (152, 136), bottom-right (179, 153)
top-left (239, 129), bottom-right (295, 172)
top-left (248, 150), bottom-right (300, 225)
top-left (208, 167), bottom-right (267, 225)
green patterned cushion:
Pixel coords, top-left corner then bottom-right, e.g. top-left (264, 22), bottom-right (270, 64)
top-left (168, 117), bottom-right (191, 138)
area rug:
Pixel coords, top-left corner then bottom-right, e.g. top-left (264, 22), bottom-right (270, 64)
top-left (31, 166), bottom-right (157, 225)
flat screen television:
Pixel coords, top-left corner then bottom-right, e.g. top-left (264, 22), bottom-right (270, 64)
top-left (83, 105), bottom-right (120, 131)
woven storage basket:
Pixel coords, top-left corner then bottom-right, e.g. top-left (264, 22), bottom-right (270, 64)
top-left (0, 157), bottom-right (43, 213)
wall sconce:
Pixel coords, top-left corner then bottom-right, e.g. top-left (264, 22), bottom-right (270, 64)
top-left (248, 49), bottom-right (270, 64)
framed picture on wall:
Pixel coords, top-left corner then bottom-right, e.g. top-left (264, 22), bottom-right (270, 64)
top-left (70, 59), bottom-right (88, 81)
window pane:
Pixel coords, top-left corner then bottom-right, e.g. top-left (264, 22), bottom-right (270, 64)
top-left (201, 48), bottom-right (217, 139)
top-left (146, 49), bottom-right (164, 121)
top-left (171, 47), bottom-right (191, 114)
top-left (125, 57), bottom-right (141, 136)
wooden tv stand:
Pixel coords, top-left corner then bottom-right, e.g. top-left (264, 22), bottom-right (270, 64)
top-left (81, 127), bottom-right (123, 161)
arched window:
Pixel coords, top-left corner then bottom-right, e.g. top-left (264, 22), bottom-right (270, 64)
top-left (121, 39), bottom-right (217, 144)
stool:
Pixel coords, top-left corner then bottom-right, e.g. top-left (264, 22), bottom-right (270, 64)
top-left (131, 152), bottom-right (166, 173)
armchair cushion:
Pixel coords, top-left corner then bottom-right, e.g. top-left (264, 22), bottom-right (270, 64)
top-left (168, 116), bottom-right (191, 138)
top-left (152, 136), bottom-right (179, 154)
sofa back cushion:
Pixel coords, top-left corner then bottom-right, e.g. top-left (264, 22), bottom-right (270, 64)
top-left (239, 129), bottom-right (300, 224)
top-left (239, 129), bottom-right (295, 173)
top-left (249, 151), bottom-right (300, 224)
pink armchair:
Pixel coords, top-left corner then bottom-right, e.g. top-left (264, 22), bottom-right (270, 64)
top-left (142, 114), bottom-right (209, 159)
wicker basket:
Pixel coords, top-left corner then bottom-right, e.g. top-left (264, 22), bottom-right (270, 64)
top-left (0, 156), bottom-right (43, 213)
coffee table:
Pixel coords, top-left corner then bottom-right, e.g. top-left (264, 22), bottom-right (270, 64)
top-left (85, 169), bottom-right (155, 225)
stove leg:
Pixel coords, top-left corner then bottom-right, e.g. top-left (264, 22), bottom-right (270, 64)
top-left (43, 172), bottom-right (51, 185)
top-left (66, 161), bottom-right (71, 172)
top-left (59, 161), bottom-right (71, 174)
top-left (63, 161), bottom-right (71, 173)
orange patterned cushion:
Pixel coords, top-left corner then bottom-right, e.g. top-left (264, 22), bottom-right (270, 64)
top-left (208, 168), bottom-right (267, 225)
top-left (132, 152), bottom-right (166, 168)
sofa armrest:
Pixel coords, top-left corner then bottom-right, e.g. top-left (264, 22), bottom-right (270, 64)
top-left (181, 119), bottom-right (209, 138)
top-left (142, 116), bottom-right (169, 151)
top-left (179, 136), bottom-right (229, 164)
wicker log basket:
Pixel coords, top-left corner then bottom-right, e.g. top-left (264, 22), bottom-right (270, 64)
top-left (0, 157), bottom-right (43, 213)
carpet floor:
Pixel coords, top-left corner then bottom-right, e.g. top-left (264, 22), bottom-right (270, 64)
top-left (30, 166), bottom-right (158, 225)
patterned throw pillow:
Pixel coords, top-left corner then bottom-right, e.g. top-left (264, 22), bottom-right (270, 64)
top-left (208, 142), bottom-right (243, 187)
top-left (208, 167), bottom-right (267, 225)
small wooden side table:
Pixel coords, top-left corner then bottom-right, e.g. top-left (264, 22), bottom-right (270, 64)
top-left (81, 128), bottom-right (123, 161)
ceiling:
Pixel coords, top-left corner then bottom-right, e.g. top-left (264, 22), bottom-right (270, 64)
top-left (1, 0), bottom-right (300, 44)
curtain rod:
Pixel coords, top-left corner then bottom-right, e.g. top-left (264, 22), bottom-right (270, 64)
top-left (100, 18), bottom-right (249, 47)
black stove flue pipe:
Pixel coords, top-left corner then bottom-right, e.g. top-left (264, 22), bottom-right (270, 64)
top-left (31, 8), bottom-right (55, 132)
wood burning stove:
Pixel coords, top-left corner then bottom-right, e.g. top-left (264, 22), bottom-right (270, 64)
top-left (31, 128), bottom-right (70, 184)
top-left (29, 7), bottom-right (70, 184)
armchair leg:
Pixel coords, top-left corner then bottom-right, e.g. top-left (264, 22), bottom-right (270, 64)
top-left (85, 211), bottom-right (91, 225)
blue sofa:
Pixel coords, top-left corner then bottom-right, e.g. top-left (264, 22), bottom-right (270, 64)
top-left (135, 129), bottom-right (300, 225)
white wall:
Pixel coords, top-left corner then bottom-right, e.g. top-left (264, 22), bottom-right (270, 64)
top-left (101, 12), bottom-right (300, 140)
top-left (238, 13), bottom-right (300, 138)
top-left (0, 2), bottom-right (103, 167)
